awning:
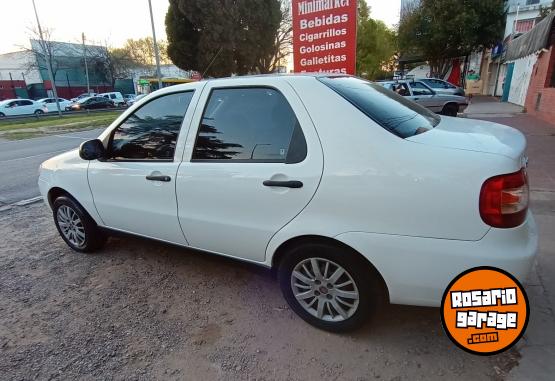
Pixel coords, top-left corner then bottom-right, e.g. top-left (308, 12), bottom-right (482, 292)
top-left (505, 12), bottom-right (555, 61)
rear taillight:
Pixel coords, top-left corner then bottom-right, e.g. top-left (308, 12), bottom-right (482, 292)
top-left (479, 169), bottom-right (529, 228)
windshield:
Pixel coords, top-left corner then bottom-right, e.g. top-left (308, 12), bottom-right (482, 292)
top-left (319, 76), bottom-right (441, 138)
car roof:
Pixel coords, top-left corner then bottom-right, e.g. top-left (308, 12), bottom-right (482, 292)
top-left (129, 73), bottom-right (356, 105)
top-left (378, 79), bottom-right (419, 84)
top-left (158, 73), bottom-right (352, 91)
top-left (1, 98), bottom-right (34, 102)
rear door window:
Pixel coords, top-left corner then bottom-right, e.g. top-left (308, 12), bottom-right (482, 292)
top-left (411, 82), bottom-right (434, 96)
top-left (319, 76), bottom-right (440, 138)
top-left (192, 87), bottom-right (306, 163)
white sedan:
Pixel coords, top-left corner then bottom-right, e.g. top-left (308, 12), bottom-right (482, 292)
top-left (38, 75), bottom-right (538, 332)
top-left (0, 99), bottom-right (48, 117)
top-left (37, 97), bottom-right (72, 112)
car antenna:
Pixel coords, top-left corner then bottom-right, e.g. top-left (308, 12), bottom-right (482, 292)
top-left (202, 47), bottom-right (223, 78)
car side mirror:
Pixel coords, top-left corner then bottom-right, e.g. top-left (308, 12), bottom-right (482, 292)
top-left (79, 139), bottom-right (106, 161)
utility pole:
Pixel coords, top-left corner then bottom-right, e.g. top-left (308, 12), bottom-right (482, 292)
top-left (82, 33), bottom-right (91, 94)
top-left (148, 0), bottom-right (163, 90)
top-left (32, 0), bottom-right (62, 116)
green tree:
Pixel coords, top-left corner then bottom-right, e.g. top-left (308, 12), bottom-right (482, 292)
top-left (356, 0), bottom-right (397, 79)
top-left (165, 0), bottom-right (281, 77)
top-left (398, 0), bottom-right (505, 77)
top-left (118, 37), bottom-right (172, 67)
top-left (256, 0), bottom-right (292, 73)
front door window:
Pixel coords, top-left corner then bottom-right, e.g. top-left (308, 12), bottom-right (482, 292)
top-left (108, 92), bottom-right (194, 161)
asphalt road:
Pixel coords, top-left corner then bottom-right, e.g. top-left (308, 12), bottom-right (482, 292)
top-left (0, 129), bottom-right (104, 205)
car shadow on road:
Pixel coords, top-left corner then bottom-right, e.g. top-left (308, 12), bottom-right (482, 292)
top-left (104, 232), bottom-right (443, 335)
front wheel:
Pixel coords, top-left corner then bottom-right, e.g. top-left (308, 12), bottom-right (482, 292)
top-left (34, 109), bottom-right (44, 116)
top-left (53, 196), bottom-right (106, 253)
top-left (278, 243), bottom-right (380, 332)
top-left (441, 103), bottom-right (459, 117)
top-left (0, 112), bottom-right (5, 118)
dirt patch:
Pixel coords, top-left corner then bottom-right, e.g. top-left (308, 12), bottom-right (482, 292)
top-left (0, 203), bottom-right (517, 380)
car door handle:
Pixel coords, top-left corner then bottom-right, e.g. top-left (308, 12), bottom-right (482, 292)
top-left (414, 97), bottom-right (420, 100)
top-left (263, 180), bottom-right (303, 188)
top-left (146, 175), bottom-right (171, 182)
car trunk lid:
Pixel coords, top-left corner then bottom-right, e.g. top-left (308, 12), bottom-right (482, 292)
top-left (406, 116), bottom-right (526, 161)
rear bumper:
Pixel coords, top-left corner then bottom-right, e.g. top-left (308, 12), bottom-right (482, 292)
top-left (458, 103), bottom-right (469, 112)
top-left (336, 211), bottom-right (538, 307)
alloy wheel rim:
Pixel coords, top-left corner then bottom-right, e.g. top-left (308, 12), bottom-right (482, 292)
top-left (57, 205), bottom-right (86, 248)
top-left (290, 257), bottom-right (359, 322)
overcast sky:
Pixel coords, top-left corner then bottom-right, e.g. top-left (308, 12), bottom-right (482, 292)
top-left (0, 0), bottom-right (400, 54)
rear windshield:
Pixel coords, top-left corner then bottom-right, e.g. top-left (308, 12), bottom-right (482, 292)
top-left (319, 76), bottom-right (440, 138)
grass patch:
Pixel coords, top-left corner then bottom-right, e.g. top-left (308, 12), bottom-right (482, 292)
top-left (0, 111), bottom-right (120, 140)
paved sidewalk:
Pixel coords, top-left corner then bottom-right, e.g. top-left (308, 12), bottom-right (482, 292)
top-left (473, 114), bottom-right (555, 381)
top-left (464, 96), bottom-right (524, 118)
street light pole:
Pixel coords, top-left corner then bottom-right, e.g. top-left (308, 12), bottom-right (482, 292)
top-left (148, 0), bottom-right (163, 90)
top-left (82, 33), bottom-right (91, 94)
top-left (31, 0), bottom-right (62, 116)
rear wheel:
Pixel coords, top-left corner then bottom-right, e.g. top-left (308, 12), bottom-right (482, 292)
top-left (0, 112), bottom-right (5, 118)
top-left (278, 242), bottom-right (381, 332)
top-left (441, 103), bottom-right (459, 117)
top-left (53, 196), bottom-right (106, 253)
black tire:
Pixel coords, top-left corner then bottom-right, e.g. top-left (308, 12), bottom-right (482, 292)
top-left (278, 242), bottom-right (382, 332)
top-left (441, 103), bottom-right (459, 117)
top-left (34, 109), bottom-right (44, 116)
top-left (52, 196), bottom-right (107, 253)
top-left (0, 112), bottom-right (5, 118)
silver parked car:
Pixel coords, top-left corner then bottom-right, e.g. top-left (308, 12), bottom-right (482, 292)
top-left (417, 78), bottom-right (465, 96)
top-left (378, 80), bottom-right (468, 117)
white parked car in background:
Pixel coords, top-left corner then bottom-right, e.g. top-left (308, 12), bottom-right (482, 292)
top-left (37, 97), bottom-right (72, 112)
top-left (123, 94), bottom-right (136, 106)
top-left (38, 75), bottom-right (538, 332)
top-left (97, 91), bottom-right (126, 107)
top-left (0, 98), bottom-right (48, 117)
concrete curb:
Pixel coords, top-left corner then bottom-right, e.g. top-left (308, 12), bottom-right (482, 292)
top-left (0, 196), bottom-right (43, 212)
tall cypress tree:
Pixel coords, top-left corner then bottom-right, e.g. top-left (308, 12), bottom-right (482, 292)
top-left (166, 0), bottom-right (281, 77)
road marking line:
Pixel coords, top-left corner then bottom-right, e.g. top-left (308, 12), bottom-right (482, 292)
top-left (0, 128), bottom-right (103, 146)
top-left (13, 196), bottom-right (43, 206)
top-left (53, 134), bottom-right (91, 140)
top-left (0, 149), bottom-right (68, 163)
